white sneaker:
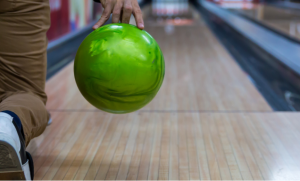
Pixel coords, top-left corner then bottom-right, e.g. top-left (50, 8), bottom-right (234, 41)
top-left (48, 112), bottom-right (52, 125)
top-left (0, 112), bottom-right (34, 180)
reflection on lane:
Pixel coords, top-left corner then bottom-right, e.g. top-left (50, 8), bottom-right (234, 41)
top-left (208, 0), bottom-right (300, 41)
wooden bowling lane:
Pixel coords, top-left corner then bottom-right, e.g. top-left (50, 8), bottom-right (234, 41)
top-left (27, 112), bottom-right (300, 180)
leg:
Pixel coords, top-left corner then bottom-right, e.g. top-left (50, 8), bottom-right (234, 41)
top-left (0, 0), bottom-right (50, 145)
top-left (0, 0), bottom-right (50, 179)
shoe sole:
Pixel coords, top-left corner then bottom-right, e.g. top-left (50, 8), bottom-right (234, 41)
top-left (0, 140), bottom-right (25, 180)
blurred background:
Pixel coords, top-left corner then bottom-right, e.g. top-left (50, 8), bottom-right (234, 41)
top-left (47, 0), bottom-right (300, 41)
top-left (47, 0), bottom-right (103, 42)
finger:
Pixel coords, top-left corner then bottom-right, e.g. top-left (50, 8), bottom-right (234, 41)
top-left (112, 0), bottom-right (123, 23)
top-left (121, 1), bottom-right (132, 24)
top-left (93, 3), bottom-right (113, 29)
top-left (132, 2), bottom-right (144, 29)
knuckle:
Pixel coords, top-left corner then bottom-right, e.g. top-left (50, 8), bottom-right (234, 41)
top-left (102, 14), bottom-right (109, 19)
top-left (103, 10), bottom-right (110, 15)
top-left (124, 5), bottom-right (132, 12)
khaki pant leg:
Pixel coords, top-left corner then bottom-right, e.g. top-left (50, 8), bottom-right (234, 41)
top-left (0, 0), bottom-right (50, 146)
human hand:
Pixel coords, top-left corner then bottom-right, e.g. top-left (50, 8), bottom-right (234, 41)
top-left (93, 0), bottom-right (144, 30)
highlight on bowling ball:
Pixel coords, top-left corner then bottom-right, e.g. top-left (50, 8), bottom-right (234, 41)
top-left (74, 23), bottom-right (165, 114)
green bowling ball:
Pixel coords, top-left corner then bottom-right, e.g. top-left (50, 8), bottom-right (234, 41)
top-left (74, 23), bottom-right (165, 114)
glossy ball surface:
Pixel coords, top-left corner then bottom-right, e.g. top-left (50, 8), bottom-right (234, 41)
top-left (74, 23), bottom-right (165, 114)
